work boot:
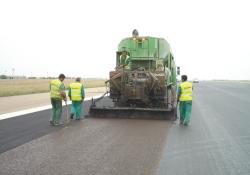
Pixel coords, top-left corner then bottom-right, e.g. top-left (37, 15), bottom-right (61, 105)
top-left (179, 120), bottom-right (184, 125)
top-left (76, 116), bottom-right (81, 120)
top-left (54, 121), bottom-right (60, 126)
top-left (70, 113), bottom-right (74, 119)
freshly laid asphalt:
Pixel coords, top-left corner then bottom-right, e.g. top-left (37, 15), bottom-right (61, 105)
top-left (0, 101), bottom-right (91, 154)
top-left (0, 81), bottom-right (250, 175)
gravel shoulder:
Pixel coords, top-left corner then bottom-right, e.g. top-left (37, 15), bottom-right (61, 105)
top-left (0, 87), bottom-right (106, 114)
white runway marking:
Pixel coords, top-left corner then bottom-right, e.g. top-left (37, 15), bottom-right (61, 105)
top-left (0, 95), bottom-right (104, 121)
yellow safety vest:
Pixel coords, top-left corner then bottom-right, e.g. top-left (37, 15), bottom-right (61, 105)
top-left (70, 82), bottom-right (83, 101)
top-left (50, 79), bottom-right (64, 99)
top-left (179, 81), bottom-right (193, 101)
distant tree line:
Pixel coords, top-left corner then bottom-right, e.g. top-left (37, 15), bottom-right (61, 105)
top-left (0, 75), bottom-right (8, 79)
top-left (0, 75), bottom-right (57, 79)
top-left (0, 75), bottom-right (107, 80)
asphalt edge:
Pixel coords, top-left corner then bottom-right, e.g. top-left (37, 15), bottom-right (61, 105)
top-left (0, 95), bottom-right (103, 121)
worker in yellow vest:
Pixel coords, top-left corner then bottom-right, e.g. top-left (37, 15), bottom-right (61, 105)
top-left (68, 77), bottom-right (85, 120)
top-left (49, 74), bottom-right (66, 125)
top-left (177, 75), bottom-right (193, 126)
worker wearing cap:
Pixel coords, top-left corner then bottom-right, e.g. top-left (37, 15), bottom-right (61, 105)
top-left (68, 78), bottom-right (85, 120)
top-left (177, 75), bottom-right (193, 126)
top-left (132, 29), bottom-right (139, 37)
top-left (49, 74), bottom-right (66, 125)
top-left (119, 51), bottom-right (130, 69)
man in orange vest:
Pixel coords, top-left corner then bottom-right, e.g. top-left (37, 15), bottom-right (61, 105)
top-left (68, 77), bottom-right (85, 120)
top-left (177, 75), bottom-right (193, 126)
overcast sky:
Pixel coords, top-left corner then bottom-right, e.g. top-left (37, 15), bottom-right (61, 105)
top-left (0, 0), bottom-right (249, 80)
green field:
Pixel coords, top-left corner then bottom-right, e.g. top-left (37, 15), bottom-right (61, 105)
top-left (0, 79), bottom-right (107, 97)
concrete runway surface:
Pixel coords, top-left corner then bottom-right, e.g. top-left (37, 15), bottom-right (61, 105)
top-left (0, 81), bottom-right (250, 175)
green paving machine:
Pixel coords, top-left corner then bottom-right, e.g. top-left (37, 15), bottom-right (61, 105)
top-left (89, 30), bottom-right (179, 119)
